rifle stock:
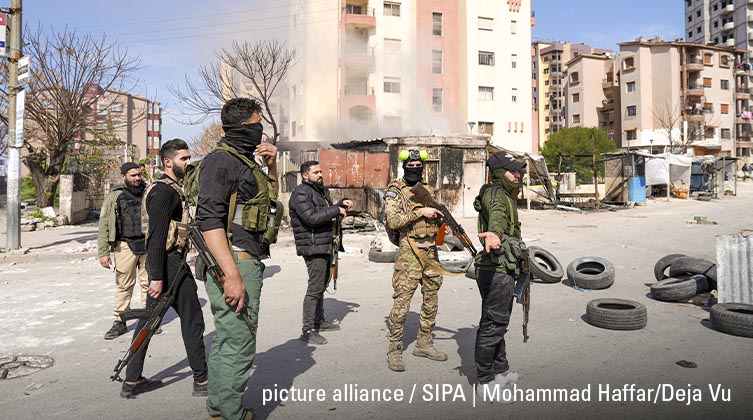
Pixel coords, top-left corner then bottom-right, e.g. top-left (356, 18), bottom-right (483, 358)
top-left (409, 183), bottom-right (478, 257)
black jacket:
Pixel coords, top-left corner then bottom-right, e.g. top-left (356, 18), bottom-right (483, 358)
top-left (289, 181), bottom-right (341, 256)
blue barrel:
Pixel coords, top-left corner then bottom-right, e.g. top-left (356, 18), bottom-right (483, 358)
top-left (627, 176), bottom-right (646, 203)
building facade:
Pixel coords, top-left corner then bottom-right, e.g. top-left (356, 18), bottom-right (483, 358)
top-left (564, 53), bottom-right (621, 143)
top-left (288, 0), bottom-right (534, 152)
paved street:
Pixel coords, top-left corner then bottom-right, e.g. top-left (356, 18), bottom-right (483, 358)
top-left (1, 184), bottom-right (752, 420)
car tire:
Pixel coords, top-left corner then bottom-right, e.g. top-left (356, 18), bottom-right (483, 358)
top-left (585, 298), bottom-right (647, 330)
top-left (653, 253), bottom-right (686, 281)
top-left (528, 246), bottom-right (564, 283)
top-left (668, 256), bottom-right (717, 290)
top-left (567, 257), bottom-right (615, 289)
top-left (650, 274), bottom-right (709, 302)
top-left (710, 303), bottom-right (753, 338)
top-left (368, 248), bottom-right (397, 263)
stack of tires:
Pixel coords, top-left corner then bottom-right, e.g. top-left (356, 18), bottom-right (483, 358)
top-left (650, 254), bottom-right (715, 302)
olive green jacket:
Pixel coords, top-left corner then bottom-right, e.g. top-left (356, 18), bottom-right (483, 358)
top-left (97, 187), bottom-right (123, 257)
top-left (473, 177), bottom-right (523, 275)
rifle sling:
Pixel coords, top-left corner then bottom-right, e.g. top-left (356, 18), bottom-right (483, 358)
top-left (407, 237), bottom-right (464, 276)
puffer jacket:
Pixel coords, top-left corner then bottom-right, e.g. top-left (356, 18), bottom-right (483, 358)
top-left (288, 181), bottom-right (341, 256)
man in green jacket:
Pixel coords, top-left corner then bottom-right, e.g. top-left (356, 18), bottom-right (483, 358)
top-left (473, 152), bottom-right (527, 400)
top-left (97, 162), bottom-right (148, 340)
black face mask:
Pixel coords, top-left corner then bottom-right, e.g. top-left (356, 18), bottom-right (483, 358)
top-left (222, 122), bottom-right (263, 156)
top-left (403, 166), bottom-right (424, 186)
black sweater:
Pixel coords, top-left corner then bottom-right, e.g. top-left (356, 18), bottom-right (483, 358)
top-left (145, 176), bottom-right (183, 281)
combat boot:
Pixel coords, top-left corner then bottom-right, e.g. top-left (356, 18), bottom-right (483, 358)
top-left (413, 334), bottom-right (448, 361)
top-left (387, 341), bottom-right (405, 372)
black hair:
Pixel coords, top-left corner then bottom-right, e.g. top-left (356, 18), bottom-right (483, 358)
top-left (221, 98), bottom-right (262, 125)
top-left (300, 160), bottom-right (319, 175)
top-left (159, 138), bottom-right (189, 166)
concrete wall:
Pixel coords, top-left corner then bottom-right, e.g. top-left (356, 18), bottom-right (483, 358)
top-left (59, 175), bottom-right (88, 224)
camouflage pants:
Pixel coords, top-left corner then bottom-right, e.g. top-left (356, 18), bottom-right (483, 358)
top-left (387, 243), bottom-right (443, 342)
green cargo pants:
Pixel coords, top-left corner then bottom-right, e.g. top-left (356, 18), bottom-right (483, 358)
top-left (205, 255), bottom-right (264, 420)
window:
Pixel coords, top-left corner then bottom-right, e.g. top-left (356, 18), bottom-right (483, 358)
top-left (384, 38), bottom-right (401, 54)
top-left (384, 77), bottom-right (401, 93)
top-left (703, 77), bottom-right (712, 88)
top-left (696, 10), bottom-right (701, 17)
top-left (721, 104), bottom-right (729, 114)
top-left (721, 128), bottom-right (731, 139)
top-left (572, 93), bottom-right (580, 103)
top-left (572, 114), bottom-right (581, 124)
top-left (432, 88), bottom-right (443, 112)
top-left (512, 88), bottom-right (518, 103)
top-left (705, 127), bottom-right (715, 139)
top-left (432, 12), bottom-right (442, 36)
top-left (703, 53), bottom-right (713, 65)
top-left (478, 17), bottom-right (494, 31)
top-left (570, 72), bottom-right (579, 84)
top-left (510, 20), bottom-right (517, 34)
top-left (511, 54), bottom-right (517, 68)
top-left (688, 15), bottom-right (692, 23)
top-left (384, 2), bottom-right (400, 16)
top-left (627, 81), bottom-right (636, 92)
top-left (478, 121), bottom-right (494, 135)
top-left (626, 130), bottom-right (637, 141)
top-left (703, 102), bottom-right (713, 112)
top-left (627, 106), bottom-right (637, 116)
top-left (721, 55), bottom-right (731, 67)
top-left (111, 103), bottom-right (124, 112)
top-left (346, 4), bottom-right (364, 14)
top-left (479, 86), bottom-right (494, 101)
top-left (688, 31), bottom-right (693, 38)
top-left (713, 20), bottom-right (719, 29)
top-left (432, 50), bottom-right (443, 74)
top-left (291, 120), bottom-right (297, 137)
top-left (624, 57), bottom-right (635, 70)
top-left (721, 79), bottom-right (729, 90)
top-left (479, 51), bottom-right (495, 66)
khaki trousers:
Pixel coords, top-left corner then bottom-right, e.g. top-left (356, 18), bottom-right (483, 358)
top-left (112, 241), bottom-right (148, 320)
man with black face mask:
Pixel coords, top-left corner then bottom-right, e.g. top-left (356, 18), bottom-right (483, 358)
top-left (98, 162), bottom-right (149, 340)
top-left (383, 149), bottom-right (449, 372)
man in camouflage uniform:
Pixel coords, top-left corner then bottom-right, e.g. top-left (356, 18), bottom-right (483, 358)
top-left (473, 152), bottom-right (527, 399)
top-left (384, 149), bottom-right (448, 372)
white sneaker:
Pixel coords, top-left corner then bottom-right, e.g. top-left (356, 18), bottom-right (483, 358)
top-left (494, 370), bottom-right (519, 387)
top-left (476, 381), bottom-right (514, 404)
top-left (476, 382), bottom-right (495, 400)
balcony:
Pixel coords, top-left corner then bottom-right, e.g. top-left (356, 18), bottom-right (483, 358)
top-left (600, 98), bottom-right (614, 111)
top-left (737, 116), bottom-right (752, 125)
top-left (736, 90), bottom-right (751, 99)
top-left (723, 21), bottom-right (735, 32)
top-left (686, 56), bottom-right (704, 72)
top-left (686, 84), bottom-right (705, 96)
top-left (343, 5), bottom-right (376, 28)
top-left (602, 78), bottom-right (616, 88)
top-left (725, 38), bottom-right (736, 47)
top-left (686, 114), bottom-right (706, 122)
top-left (723, 4), bottom-right (734, 14)
top-left (344, 47), bottom-right (375, 76)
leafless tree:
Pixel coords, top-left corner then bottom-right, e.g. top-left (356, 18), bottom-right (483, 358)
top-left (190, 121), bottom-right (224, 159)
top-left (169, 39), bottom-right (293, 144)
top-left (0, 26), bottom-right (142, 207)
top-left (652, 101), bottom-right (682, 153)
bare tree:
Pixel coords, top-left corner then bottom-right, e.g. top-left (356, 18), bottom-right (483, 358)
top-left (190, 121), bottom-right (224, 159)
top-left (0, 26), bottom-right (142, 207)
top-left (652, 101), bottom-right (682, 153)
top-left (169, 39), bottom-right (293, 144)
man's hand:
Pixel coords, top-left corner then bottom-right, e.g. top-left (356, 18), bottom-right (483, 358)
top-left (148, 280), bottom-right (164, 299)
top-left (339, 206), bottom-right (347, 217)
top-left (223, 274), bottom-right (247, 314)
top-left (417, 207), bottom-right (444, 220)
top-left (255, 143), bottom-right (278, 165)
top-left (444, 225), bottom-right (452, 235)
top-left (100, 256), bottom-right (112, 269)
top-left (478, 232), bottom-right (501, 253)
top-left (342, 199), bottom-right (354, 209)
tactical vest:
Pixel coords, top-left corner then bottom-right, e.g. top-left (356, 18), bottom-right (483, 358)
top-left (386, 179), bottom-right (440, 241)
top-left (116, 190), bottom-right (144, 241)
top-left (141, 178), bottom-right (190, 251)
top-left (475, 184), bottom-right (523, 274)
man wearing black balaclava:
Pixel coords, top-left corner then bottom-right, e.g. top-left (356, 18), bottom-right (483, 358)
top-left (196, 98), bottom-right (279, 420)
top-left (97, 162), bottom-right (149, 340)
top-left (383, 149), bottom-right (450, 372)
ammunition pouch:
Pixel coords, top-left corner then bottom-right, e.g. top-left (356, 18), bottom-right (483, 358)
top-left (233, 199), bottom-right (284, 245)
top-left (262, 200), bottom-right (284, 245)
top-left (194, 253), bottom-right (207, 282)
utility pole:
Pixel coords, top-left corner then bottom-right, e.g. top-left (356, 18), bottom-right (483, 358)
top-left (5, 0), bottom-right (22, 251)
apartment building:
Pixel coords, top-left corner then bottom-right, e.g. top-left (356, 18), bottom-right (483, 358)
top-left (564, 53), bottom-right (621, 143)
top-left (288, 0), bottom-right (534, 152)
top-left (532, 41), bottom-right (611, 150)
top-left (617, 39), bottom-right (748, 156)
top-left (684, 0), bottom-right (752, 49)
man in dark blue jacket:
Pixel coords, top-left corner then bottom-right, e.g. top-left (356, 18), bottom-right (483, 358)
top-left (288, 161), bottom-right (352, 345)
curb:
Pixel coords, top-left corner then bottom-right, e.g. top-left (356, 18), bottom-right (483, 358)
top-left (1, 251), bottom-right (99, 264)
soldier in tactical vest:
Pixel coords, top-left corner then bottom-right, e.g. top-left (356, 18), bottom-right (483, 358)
top-left (118, 139), bottom-right (208, 399)
top-left (197, 98), bottom-right (279, 420)
top-left (384, 149), bottom-right (449, 372)
top-left (473, 152), bottom-right (527, 399)
top-left (98, 162), bottom-right (148, 340)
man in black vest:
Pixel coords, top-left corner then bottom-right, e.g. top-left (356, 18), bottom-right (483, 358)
top-left (98, 162), bottom-right (148, 340)
top-left (289, 161), bottom-right (352, 345)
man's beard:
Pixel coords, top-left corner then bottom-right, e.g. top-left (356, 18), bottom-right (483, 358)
top-left (173, 165), bottom-right (186, 180)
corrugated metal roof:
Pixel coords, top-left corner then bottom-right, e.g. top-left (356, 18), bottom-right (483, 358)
top-left (716, 232), bottom-right (753, 304)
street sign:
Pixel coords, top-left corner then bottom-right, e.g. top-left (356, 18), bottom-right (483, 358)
top-left (18, 55), bottom-right (29, 85)
top-left (0, 14), bottom-right (7, 57)
top-left (14, 88), bottom-right (24, 147)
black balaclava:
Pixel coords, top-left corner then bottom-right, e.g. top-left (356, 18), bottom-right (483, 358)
top-left (402, 150), bottom-right (424, 186)
top-left (222, 122), bottom-right (264, 157)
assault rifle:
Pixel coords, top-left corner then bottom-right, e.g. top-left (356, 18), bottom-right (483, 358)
top-left (112, 252), bottom-right (188, 382)
top-left (409, 183), bottom-right (477, 257)
top-left (188, 224), bottom-right (255, 333)
top-left (328, 212), bottom-right (345, 294)
top-left (513, 248), bottom-right (531, 343)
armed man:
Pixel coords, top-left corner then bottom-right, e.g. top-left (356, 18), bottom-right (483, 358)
top-left (289, 160), bottom-right (353, 345)
top-left (119, 139), bottom-right (208, 399)
top-left (197, 98), bottom-right (280, 420)
top-left (473, 152), bottom-right (527, 399)
top-left (384, 149), bottom-right (449, 372)
top-left (98, 162), bottom-right (148, 340)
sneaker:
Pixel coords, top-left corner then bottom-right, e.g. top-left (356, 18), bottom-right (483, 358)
top-left (105, 321), bottom-right (128, 340)
top-left (193, 381), bottom-right (208, 397)
top-left (120, 377), bottom-right (163, 398)
top-left (494, 370), bottom-right (519, 387)
top-left (300, 329), bottom-right (327, 345)
top-left (315, 318), bottom-right (341, 332)
top-left (476, 382), bottom-right (495, 400)
top-left (476, 381), bottom-right (514, 404)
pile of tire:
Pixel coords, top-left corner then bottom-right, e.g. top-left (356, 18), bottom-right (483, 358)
top-left (464, 246), bottom-right (563, 282)
top-left (650, 254), bottom-right (716, 302)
